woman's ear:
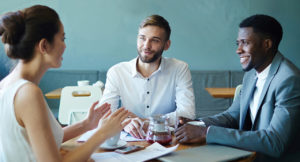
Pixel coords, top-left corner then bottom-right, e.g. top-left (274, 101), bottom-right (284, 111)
top-left (38, 38), bottom-right (49, 54)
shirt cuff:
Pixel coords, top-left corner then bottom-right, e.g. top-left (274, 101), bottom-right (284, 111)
top-left (198, 120), bottom-right (209, 135)
top-left (206, 126), bottom-right (210, 135)
top-left (166, 113), bottom-right (176, 126)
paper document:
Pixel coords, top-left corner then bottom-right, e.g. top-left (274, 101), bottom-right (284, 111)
top-left (77, 129), bottom-right (145, 142)
top-left (120, 131), bottom-right (145, 141)
top-left (91, 142), bottom-right (178, 162)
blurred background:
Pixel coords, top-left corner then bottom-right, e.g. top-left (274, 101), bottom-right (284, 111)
top-left (1, 0), bottom-right (300, 74)
top-left (1, 0), bottom-right (300, 118)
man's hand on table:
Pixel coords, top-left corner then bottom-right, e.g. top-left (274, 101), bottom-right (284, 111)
top-left (175, 118), bottom-right (207, 144)
top-left (123, 113), bottom-right (148, 139)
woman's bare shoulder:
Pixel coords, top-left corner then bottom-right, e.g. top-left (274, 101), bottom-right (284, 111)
top-left (14, 81), bottom-right (46, 113)
top-left (17, 82), bottom-right (43, 99)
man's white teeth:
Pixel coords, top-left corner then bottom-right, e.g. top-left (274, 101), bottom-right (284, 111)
top-left (240, 57), bottom-right (248, 64)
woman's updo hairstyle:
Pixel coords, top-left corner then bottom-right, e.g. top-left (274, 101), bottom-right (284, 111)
top-left (0, 5), bottom-right (60, 62)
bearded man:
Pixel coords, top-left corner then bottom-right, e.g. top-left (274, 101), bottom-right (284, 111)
top-left (99, 15), bottom-right (195, 139)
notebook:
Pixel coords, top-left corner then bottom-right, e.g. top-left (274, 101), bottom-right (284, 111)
top-left (159, 144), bottom-right (253, 162)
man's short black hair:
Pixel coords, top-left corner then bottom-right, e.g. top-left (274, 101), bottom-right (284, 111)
top-left (239, 14), bottom-right (283, 50)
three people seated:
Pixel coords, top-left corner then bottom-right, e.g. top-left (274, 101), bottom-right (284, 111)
top-left (0, 5), bottom-right (299, 162)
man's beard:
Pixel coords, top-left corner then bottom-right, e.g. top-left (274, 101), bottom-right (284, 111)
top-left (137, 48), bottom-right (164, 63)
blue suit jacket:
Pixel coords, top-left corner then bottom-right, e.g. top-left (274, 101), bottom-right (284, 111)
top-left (201, 52), bottom-right (300, 160)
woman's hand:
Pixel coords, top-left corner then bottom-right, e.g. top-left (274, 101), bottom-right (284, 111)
top-left (98, 107), bottom-right (131, 139)
top-left (84, 101), bottom-right (111, 130)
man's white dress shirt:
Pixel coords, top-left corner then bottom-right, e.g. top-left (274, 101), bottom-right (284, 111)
top-left (100, 57), bottom-right (196, 124)
top-left (249, 64), bottom-right (271, 122)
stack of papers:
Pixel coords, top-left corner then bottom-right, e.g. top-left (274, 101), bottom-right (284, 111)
top-left (91, 142), bottom-right (178, 162)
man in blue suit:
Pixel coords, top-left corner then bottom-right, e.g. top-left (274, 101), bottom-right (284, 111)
top-left (175, 14), bottom-right (300, 161)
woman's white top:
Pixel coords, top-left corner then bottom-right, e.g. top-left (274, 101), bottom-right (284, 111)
top-left (0, 79), bottom-right (63, 162)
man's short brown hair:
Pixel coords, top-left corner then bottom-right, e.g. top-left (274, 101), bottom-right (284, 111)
top-left (139, 15), bottom-right (171, 41)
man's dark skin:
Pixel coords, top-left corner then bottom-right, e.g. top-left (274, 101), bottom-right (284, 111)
top-left (175, 117), bottom-right (208, 144)
top-left (175, 26), bottom-right (275, 145)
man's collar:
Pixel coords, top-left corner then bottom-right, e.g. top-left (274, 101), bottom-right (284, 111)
top-left (131, 57), bottom-right (165, 78)
top-left (131, 57), bottom-right (139, 77)
top-left (254, 51), bottom-right (283, 80)
top-left (256, 63), bottom-right (271, 80)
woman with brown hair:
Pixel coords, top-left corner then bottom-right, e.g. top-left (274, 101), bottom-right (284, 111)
top-left (0, 5), bottom-right (130, 161)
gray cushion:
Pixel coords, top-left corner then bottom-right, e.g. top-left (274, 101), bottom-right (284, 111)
top-left (191, 71), bottom-right (233, 117)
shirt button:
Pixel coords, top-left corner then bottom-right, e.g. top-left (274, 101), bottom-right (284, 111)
top-left (147, 78), bottom-right (150, 81)
top-left (147, 105), bottom-right (149, 108)
top-left (147, 91), bottom-right (149, 94)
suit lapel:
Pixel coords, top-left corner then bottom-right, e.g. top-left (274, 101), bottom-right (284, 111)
top-left (252, 52), bottom-right (283, 128)
top-left (240, 71), bottom-right (257, 129)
